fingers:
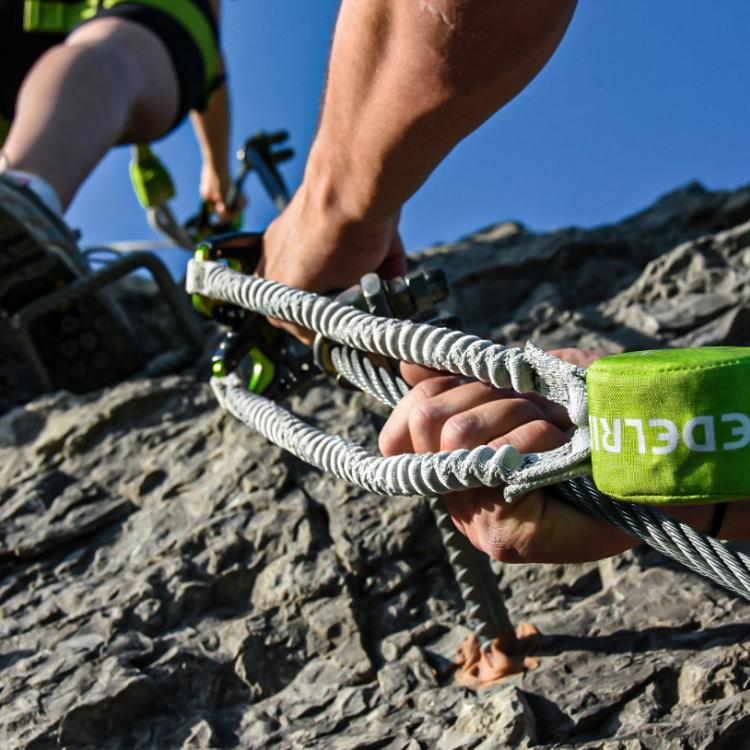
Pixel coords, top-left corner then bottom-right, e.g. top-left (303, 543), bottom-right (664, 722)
top-left (265, 316), bottom-right (316, 347)
top-left (280, 321), bottom-right (316, 347)
top-left (400, 364), bottom-right (571, 432)
top-left (254, 247), bottom-right (317, 345)
top-left (227, 191), bottom-right (248, 215)
top-left (379, 375), bottom-right (468, 455)
top-left (213, 200), bottom-right (233, 222)
top-left (203, 192), bottom-right (247, 223)
top-left (439, 399), bottom-right (566, 453)
top-left (379, 378), bottom-right (560, 456)
top-left (213, 200), bottom-right (229, 220)
top-left (375, 232), bottom-right (408, 279)
top-left (487, 418), bottom-right (569, 454)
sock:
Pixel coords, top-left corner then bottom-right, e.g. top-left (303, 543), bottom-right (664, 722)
top-left (3, 169), bottom-right (63, 216)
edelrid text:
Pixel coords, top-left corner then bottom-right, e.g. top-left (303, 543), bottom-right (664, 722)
top-left (589, 413), bottom-right (750, 455)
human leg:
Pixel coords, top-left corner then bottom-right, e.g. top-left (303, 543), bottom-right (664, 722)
top-left (0, 4), bottom-right (221, 394)
top-left (0, 16), bottom-right (179, 391)
top-left (3, 16), bottom-right (179, 210)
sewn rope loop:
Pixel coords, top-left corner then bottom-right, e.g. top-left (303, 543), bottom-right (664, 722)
top-left (188, 260), bottom-right (591, 499)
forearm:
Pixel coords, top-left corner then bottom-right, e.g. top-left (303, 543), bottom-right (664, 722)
top-left (190, 64), bottom-right (231, 181)
top-left (304, 0), bottom-right (577, 226)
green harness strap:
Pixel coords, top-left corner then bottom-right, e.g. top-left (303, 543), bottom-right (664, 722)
top-left (129, 144), bottom-right (176, 209)
top-left (23, 0), bottom-right (220, 87)
top-left (23, 0), bottom-right (97, 33)
top-left (102, 0), bottom-right (220, 86)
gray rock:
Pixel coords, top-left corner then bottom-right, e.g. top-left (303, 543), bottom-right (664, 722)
top-left (437, 683), bottom-right (536, 749)
top-left (3, 183), bottom-right (750, 749)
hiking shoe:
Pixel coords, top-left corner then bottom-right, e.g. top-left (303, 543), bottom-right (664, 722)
top-left (0, 174), bottom-right (141, 393)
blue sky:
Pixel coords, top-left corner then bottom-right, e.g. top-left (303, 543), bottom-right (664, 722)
top-left (69, 1), bottom-right (750, 255)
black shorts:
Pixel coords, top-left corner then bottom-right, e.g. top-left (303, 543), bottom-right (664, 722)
top-left (0, 0), bottom-right (220, 129)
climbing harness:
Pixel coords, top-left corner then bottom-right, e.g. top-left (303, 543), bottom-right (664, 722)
top-left (23, 0), bottom-right (221, 90)
top-left (23, 0), bottom-right (98, 33)
top-left (187, 258), bottom-right (750, 616)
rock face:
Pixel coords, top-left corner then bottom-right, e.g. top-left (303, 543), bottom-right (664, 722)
top-left (3, 182), bottom-right (750, 749)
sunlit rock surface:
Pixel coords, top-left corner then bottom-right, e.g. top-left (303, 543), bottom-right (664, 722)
top-left (2, 182), bottom-right (750, 749)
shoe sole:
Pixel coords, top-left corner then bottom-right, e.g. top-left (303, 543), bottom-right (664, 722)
top-left (0, 181), bottom-right (141, 393)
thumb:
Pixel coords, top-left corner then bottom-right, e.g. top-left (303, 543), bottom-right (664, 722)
top-left (214, 200), bottom-right (229, 220)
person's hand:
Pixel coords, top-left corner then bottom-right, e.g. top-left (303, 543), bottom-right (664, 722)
top-left (379, 349), bottom-right (643, 563)
top-left (257, 186), bottom-right (408, 344)
top-left (199, 162), bottom-right (244, 223)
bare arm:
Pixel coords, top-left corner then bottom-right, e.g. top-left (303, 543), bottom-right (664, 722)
top-left (190, 1), bottom-right (236, 218)
top-left (312, 0), bottom-right (577, 223)
top-left (190, 71), bottom-right (234, 217)
top-left (262, 0), bottom-right (578, 295)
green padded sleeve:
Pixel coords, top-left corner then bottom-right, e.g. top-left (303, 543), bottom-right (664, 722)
top-left (587, 347), bottom-right (750, 504)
